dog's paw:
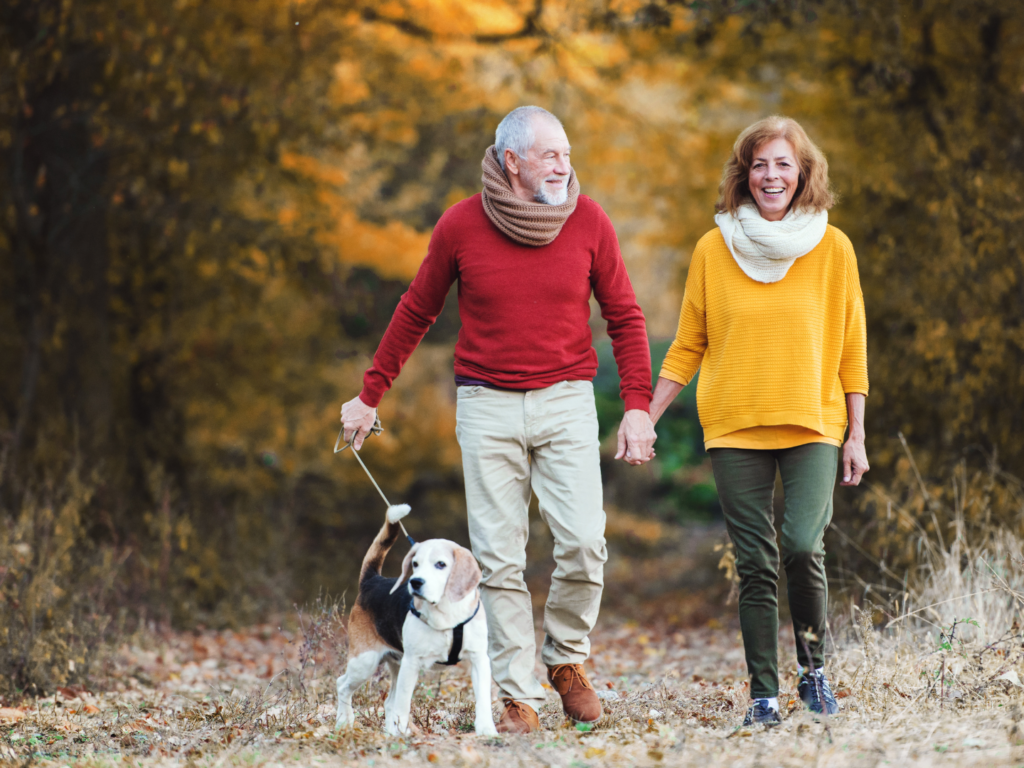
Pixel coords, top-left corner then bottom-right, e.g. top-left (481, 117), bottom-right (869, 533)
top-left (385, 714), bottom-right (412, 738)
top-left (475, 721), bottom-right (499, 736)
top-left (387, 504), bottom-right (411, 524)
top-left (335, 705), bottom-right (356, 730)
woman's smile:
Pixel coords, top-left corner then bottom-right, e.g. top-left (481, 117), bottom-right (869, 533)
top-left (748, 137), bottom-right (800, 221)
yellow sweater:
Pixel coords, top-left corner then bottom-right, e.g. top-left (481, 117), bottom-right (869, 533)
top-left (660, 225), bottom-right (869, 447)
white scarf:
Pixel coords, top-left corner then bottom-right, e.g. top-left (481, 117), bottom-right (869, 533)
top-left (714, 203), bottom-right (828, 283)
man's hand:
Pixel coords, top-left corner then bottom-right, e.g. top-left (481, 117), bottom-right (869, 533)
top-left (341, 395), bottom-right (378, 451)
top-left (840, 435), bottom-right (869, 486)
top-left (614, 409), bottom-right (656, 466)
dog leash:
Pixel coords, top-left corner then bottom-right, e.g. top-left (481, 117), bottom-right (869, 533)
top-left (334, 417), bottom-right (416, 546)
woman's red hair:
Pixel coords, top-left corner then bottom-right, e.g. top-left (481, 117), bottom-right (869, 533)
top-left (716, 115), bottom-right (835, 214)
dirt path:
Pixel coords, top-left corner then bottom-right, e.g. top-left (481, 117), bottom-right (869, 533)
top-left (1, 616), bottom-right (1021, 767)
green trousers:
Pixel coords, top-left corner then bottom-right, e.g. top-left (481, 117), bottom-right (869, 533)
top-left (709, 442), bottom-right (838, 698)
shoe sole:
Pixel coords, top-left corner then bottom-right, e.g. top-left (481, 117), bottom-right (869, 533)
top-left (808, 712), bottom-right (840, 721)
top-left (563, 708), bottom-right (602, 724)
top-left (801, 701), bottom-right (841, 717)
top-left (496, 722), bottom-right (536, 734)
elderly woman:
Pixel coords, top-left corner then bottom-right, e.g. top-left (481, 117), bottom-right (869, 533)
top-left (651, 116), bottom-right (869, 726)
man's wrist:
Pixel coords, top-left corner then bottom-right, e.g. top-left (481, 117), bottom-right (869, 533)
top-left (623, 395), bottom-right (652, 413)
top-left (357, 389), bottom-right (382, 409)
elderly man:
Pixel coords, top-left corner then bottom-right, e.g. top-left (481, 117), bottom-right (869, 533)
top-left (340, 106), bottom-right (655, 733)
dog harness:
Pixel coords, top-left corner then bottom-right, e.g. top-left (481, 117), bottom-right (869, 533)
top-left (409, 599), bottom-right (482, 666)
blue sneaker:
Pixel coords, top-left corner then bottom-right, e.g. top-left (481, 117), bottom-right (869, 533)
top-left (798, 670), bottom-right (839, 715)
top-left (742, 700), bottom-right (781, 726)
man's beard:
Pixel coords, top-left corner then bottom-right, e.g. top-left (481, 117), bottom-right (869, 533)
top-left (522, 167), bottom-right (569, 205)
top-left (534, 181), bottom-right (568, 206)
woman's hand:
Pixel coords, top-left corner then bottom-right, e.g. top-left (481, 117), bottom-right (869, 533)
top-left (841, 393), bottom-right (868, 486)
top-left (841, 435), bottom-right (869, 486)
top-left (613, 376), bottom-right (689, 466)
top-left (615, 410), bottom-right (656, 465)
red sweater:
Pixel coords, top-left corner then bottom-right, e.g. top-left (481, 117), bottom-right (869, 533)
top-left (359, 193), bottom-right (652, 413)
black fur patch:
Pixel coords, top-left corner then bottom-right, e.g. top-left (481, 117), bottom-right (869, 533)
top-left (358, 575), bottom-right (411, 653)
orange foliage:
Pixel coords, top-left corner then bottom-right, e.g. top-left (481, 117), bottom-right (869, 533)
top-left (2, 0), bottom-right (1021, 619)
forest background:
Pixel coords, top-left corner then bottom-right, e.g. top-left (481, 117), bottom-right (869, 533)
top-left (1, 0), bottom-right (1023, 695)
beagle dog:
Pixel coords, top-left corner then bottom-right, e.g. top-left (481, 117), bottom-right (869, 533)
top-left (335, 505), bottom-right (497, 736)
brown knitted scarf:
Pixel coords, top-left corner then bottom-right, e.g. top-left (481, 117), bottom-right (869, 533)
top-left (480, 145), bottom-right (580, 247)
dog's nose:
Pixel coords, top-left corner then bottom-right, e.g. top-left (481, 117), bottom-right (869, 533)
top-left (409, 577), bottom-right (425, 591)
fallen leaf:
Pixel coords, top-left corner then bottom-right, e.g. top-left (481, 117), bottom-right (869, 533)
top-left (0, 708), bottom-right (25, 723)
top-left (996, 671), bottom-right (1021, 687)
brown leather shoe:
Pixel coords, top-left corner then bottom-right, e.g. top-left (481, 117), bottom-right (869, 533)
top-left (547, 664), bottom-right (602, 723)
top-left (496, 699), bottom-right (539, 734)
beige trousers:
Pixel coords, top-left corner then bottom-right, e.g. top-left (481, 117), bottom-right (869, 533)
top-left (455, 380), bottom-right (607, 710)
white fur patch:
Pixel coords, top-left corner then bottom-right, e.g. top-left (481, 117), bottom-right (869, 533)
top-left (387, 504), bottom-right (411, 524)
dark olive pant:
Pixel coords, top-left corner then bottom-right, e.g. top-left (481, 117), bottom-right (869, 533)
top-left (710, 443), bottom-right (838, 698)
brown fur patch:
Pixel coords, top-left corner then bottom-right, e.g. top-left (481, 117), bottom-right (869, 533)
top-left (347, 603), bottom-right (387, 657)
top-left (360, 519), bottom-right (402, 585)
top-left (445, 545), bottom-right (482, 603)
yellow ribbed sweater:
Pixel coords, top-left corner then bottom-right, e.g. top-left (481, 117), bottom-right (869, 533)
top-left (659, 225), bottom-right (869, 447)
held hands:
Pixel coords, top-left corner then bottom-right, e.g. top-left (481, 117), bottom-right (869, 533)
top-left (615, 409), bottom-right (656, 466)
top-left (341, 395), bottom-right (378, 450)
top-left (841, 435), bottom-right (869, 486)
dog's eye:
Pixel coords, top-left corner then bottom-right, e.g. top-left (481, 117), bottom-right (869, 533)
top-left (434, 561), bottom-right (447, 570)
top-left (412, 562), bottom-right (418, 568)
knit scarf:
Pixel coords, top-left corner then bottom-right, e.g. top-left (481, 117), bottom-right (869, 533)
top-left (714, 203), bottom-right (829, 283)
top-left (480, 145), bottom-right (580, 247)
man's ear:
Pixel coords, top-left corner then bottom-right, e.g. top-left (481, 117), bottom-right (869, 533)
top-left (444, 546), bottom-right (482, 603)
top-left (503, 148), bottom-right (521, 177)
top-left (390, 543), bottom-right (419, 595)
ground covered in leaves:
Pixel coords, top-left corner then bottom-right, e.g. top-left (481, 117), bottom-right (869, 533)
top-left (1, 609), bottom-right (1022, 767)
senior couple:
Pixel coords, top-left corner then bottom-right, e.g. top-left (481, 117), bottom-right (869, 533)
top-left (341, 106), bottom-right (870, 730)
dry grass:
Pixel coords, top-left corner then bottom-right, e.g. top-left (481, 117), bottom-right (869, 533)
top-left (1, 575), bottom-right (1021, 766)
top-left (0, 625), bottom-right (1021, 768)
top-left (2, 463), bottom-right (1023, 766)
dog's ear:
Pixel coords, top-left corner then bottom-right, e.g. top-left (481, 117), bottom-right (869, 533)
top-left (390, 543), bottom-right (419, 595)
top-left (444, 545), bottom-right (482, 603)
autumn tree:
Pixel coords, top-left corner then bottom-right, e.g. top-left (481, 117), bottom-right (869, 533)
top-left (1, 0), bottom-right (1021, 622)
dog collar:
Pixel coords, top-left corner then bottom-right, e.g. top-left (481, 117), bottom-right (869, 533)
top-left (408, 599), bottom-right (481, 666)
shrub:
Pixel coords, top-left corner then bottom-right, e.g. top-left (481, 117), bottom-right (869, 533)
top-left (0, 466), bottom-right (114, 697)
top-left (832, 436), bottom-right (1024, 647)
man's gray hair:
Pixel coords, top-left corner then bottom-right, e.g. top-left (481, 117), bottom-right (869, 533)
top-left (495, 106), bottom-right (563, 171)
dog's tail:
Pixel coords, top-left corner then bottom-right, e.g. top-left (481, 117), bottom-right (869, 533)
top-left (359, 504), bottom-right (412, 586)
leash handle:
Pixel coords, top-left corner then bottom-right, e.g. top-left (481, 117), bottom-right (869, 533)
top-left (334, 413), bottom-right (383, 454)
